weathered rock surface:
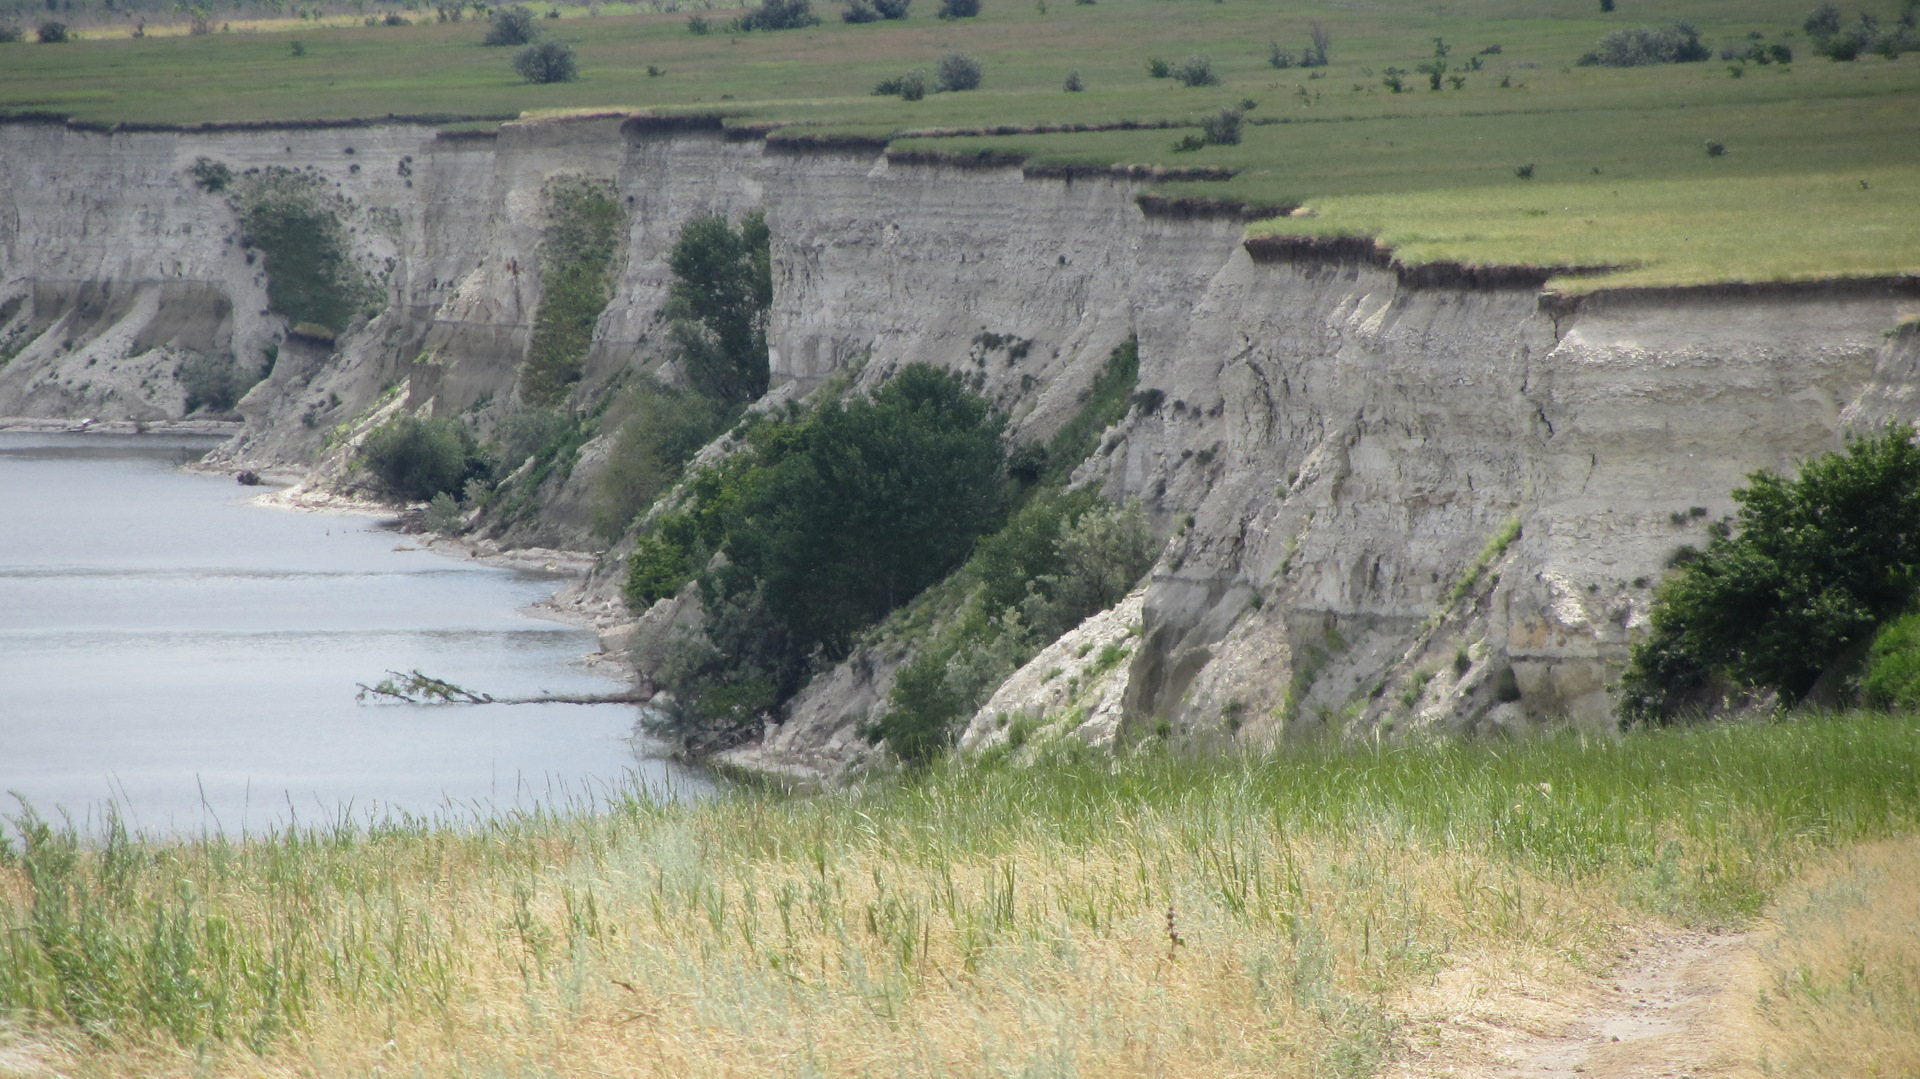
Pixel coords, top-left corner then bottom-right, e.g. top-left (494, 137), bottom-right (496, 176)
top-left (5, 114), bottom-right (1917, 780)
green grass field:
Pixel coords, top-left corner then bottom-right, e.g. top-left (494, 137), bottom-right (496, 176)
top-left (2, 0), bottom-right (1917, 287)
top-left (3, 713), bottom-right (1917, 1076)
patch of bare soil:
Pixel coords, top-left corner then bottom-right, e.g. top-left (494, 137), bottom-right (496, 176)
top-left (1395, 928), bottom-right (1762, 1079)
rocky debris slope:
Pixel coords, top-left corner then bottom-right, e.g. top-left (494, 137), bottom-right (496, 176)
top-left (5, 114), bottom-right (1917, 781)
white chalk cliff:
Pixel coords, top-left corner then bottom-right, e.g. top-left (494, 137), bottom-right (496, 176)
top-left (4, 113), bottom-right (1916, 779)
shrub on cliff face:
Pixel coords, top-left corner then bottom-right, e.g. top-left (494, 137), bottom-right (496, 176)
top-left (178, 352), bottom-right (259, 414)
top-left (359, 414), bottom-right (492, 502)
top-left (665, 213), bottom-right (770, 408)
top-left (629, 366), bottom-right (1011, 749)
top-left (1619, 425), bottom-right (1920, 723)
top-left (232, 168), bottom-right (380, 335)
top-left (520, 176), bottom-right (624, 407)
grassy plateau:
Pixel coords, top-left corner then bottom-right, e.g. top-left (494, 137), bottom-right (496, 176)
top-left (2, 0), bottom-right (1917, 289)
top-left (3, 714), bottom-right (1918, 1077)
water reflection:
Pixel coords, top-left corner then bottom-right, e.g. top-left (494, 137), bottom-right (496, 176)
top-left (0, 432), bottom-right (710, 838)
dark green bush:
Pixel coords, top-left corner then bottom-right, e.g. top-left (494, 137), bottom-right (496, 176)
top-left (1172, 55), bottom-right (1218, 86)
top-left (936, 0), bottom-right (977, 18)
top-left (483, 4), bottom-right (537, 44)
top-left (734, 0), bottom-right (821, 30)
top-left (521, 177), bottom-right (624, 407)
top-left (843, 0), bottom-right (880, 22)
top-left (666, 213), bottom-right (770, 407)
top-left (1577, 23), bottom-right (1710, 66)
top-left (936, 51), bottom-right (983, 91)
top-left (1861, 611), bottom-right (1920, 710)
top-left (1805, 1), bottom-right (1842, 36)
top-left (1146, 56), bottom-right (1171, 78)
top-left (179, 353), bottom-right (259, 414)
top-left (36, 20), bottom-right (67, 42)
top-left (592, 385), bottom-right (725, 540)
top-left (1620, 426), bottom-right (1920, 722)
top-left (234, 169), bottom-right (378, 334)
top-left (1043, 336), bottom-right (1138, 484)
top-left (0, 24), bottom-right (22, 43)
top-left (1267, 41), bottom-right (1294, 68)
top-left (1303, 22), bottom-right (1330, 66)
top-left (513, 40), bottom-right (577, 82)
top-left (686, 13), bottom-right (709, 32)
top-left (874, 70), bottom-right (929, 99)
top-left (360, 414), bottom-right (491, 502)
top-left (1199, 107), bottom-right (1242, 146)
top-left (187, 157), bottom-right (232, 193)
top-left (874, 0), bottom-right (910, 16)
top-left (1063, 69), bottom-right (1083, 92)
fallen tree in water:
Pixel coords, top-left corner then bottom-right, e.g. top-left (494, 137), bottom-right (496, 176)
top-left (355, 668), bottom-right (649, 706)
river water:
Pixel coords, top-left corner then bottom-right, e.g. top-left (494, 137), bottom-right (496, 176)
top-left (0, 431), bottom-right (707, 837)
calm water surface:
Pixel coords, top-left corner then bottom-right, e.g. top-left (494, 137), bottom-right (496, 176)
top-left (0, 432), bottom-right (707, 836)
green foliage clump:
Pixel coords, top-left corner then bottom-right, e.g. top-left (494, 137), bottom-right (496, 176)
top-left (187, 157), bottom-right (232, 193)
top-left (513, 40), bottom-right (577, 83)
top-left (1040, 336), bottom-right (1139, 485)
top-left (732, 0), bottom-right (821, 31)
top-left (666, 213), bottom-right (770, 408)
top-left (1860, 611), bottom-right (1920, 710)
top-left (520, 177), bottom-right (624, 407)
top-left (484, 4), bottom-right (537, 45)
top-left (936, 51), bottom-right (983, 92)
top-left (1577, 23), bottom-right (1710, 66)
top-left (635, 366), bottom-right (1012, 749)
top-left (874, 70), bottom-right (929, 99)
top-left (591, 384), bottom-right (725, 541)
top-left (232, 168), bottom-right (380, 336)
top-left (0, 24), bottom-right (22, 43)
top-left (1620, 426), bottom-right (1920, 723)
top-left (178, 352), bottom-right (260, 414)
top-left (1199, 107), bottom-right (1242, 146)
top-left (359, 414), bottom-right (491, 502)
top-left (36, 20), bottom-right (67, 42)
top-left (844, 0), bottom-right (908, 22)
top-left (935, 0), bottom-right (978, 18)
top-left (1171, 54), bottom-right (1218, 87)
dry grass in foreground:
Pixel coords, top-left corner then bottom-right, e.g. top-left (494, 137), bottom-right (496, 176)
top-left (2, 713), bottom-right (1917, 1078)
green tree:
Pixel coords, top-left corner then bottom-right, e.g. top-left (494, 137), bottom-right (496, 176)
top-left (666, 213), bottom-right (770, 407)
top-left (1620, 426), bottom-right (1920, 722)
top-left (359, 414), bottom-right (491, 501)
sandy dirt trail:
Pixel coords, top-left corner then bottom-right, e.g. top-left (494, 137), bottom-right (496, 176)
top-left (1395, 928), bottom-right (1764, 1079)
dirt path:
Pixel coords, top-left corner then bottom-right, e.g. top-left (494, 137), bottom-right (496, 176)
top-left (1397, 929), bottom-right (1761, 1079)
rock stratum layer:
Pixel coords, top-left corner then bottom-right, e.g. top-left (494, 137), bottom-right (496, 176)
top-left (5, 114), bottom-right (1917, 779)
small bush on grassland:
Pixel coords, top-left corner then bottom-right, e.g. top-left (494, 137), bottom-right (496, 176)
top-left (1303, 21), bottom-right (1331, 65)
top-left (513, 39), bottom-right (577, 82)
top-left (733, 0), bottom-right (821, 30)
top-left (874, 69), bottom-right (929, 99)
top-left (1200, 107), bottom-right (1242, 146)
top-left (1172, 54), bottom-right (1218, 86)
top-left (1063, 69), bottom-right (1083, 91)
top-left (843, 0), bottom-right (880, 22)
top-left (1619, 425), bottom-right (1920, 723)
top-left (0, 24), bottom-right (23, 42)
top-left (936, 51), bottom-right (982, 91)
top-left (359, 414), bottom-right (491, 502)
top-left (1578, 23), bottom-right (1710, 66)
top-left (1805, 1), bottom-right (1842, 36)
top-left (1146, 56), bottom-right (1171, 78)
top-left (35, 20), bottom-right (66, 42)
top-left (686, 13), bottom-right (709, 32)
top-left (483, 3), bottom-right (536, 44)
top-left (1267, 40), bottom-right (1294, 68)
top-left (936, 0), bottom-right (978, 18)
top-left (179, 352), bottom-right (259, 414)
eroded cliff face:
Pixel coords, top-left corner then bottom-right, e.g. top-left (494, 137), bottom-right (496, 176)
top-left (5, 115), bottom-right (1915, 779)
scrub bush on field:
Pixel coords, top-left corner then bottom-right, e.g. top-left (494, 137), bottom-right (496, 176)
top-left (483, 4), bottom-right (537, 45)
top-left (843, 0), bottom-right (908, 22)
top-left (35, 20), bottom-right (66, 42)
top-left (1172, 54), bottom-right (1218, 87)
top-left (0, 24), bottom-right (24, 42)
top-left (1577, 23), bottom-right (1710, 66)
top-left (936, 52), bottom-right (983, 92)
top-left (875, 70), bottom-right (929, 98)
top-left (731, 0), bottom-right (821, 31)
top-left (936, 0), bottom-right (978, 19)
top-left (1619, 425), bottom-right (1920, 722)
top-left (1200, 107), bottom-right (1242, 146)
top-left (359, 414), bottom-right (492, 502)
top-left (513, 40), bottom-right (577, 83)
